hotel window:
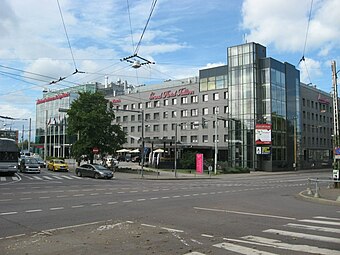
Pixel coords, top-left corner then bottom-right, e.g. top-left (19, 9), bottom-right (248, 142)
top-left (123, 104), bottom-right (128, 110)
top-left (123, 116), bottom-right (128, 122)
top-left (131, 103), bottom-right (136, 109)
top-left (164, 99), bottom-right (169, 106)
top-left (213, 106), bottom-right (219, 114)
top-left (224, 134), bottom-right (228, 142)
top-left (181, 97), bottom-right (188, 104)
top-left (180, 136), bottom-right (187, 143)
top-left (154, 101), bottom-right (160, 107)
top-left (123, 127), bottom-right (128, 132)
top-left (145, 125), bottom-right (151, 132)
top-left (163, 111), bottom-right (168, 119)
top-left (202, 135), bottom-right (208, 143)
top-left (138, 126), bottom-right (142, 132)
top-left (191, 95), bottom-right (198, 103)
top-left (224, 91), bottom-right (228, 99)
top-left (191, 135), bottom-right (198, 143)
top-left (116, 116), bottom-right (121, 123)
top-left (172, 111), bottom-right (177, 118)
top-left (145, 113), bottom-right (151, 121)
top-left (131, 126), bottom-right (135, 132)
top-left (153, 125), bottom-right (160, 132)
top-left (191, 109), bottom-right (198, 117)
top-left (202, 94), bottom-right (208, 102)
top-left (131, 115), bottom-right (135, 121)
top-left (138, 114), bottom-right (142, 121)
top-left (130, 138), bottom-right (135, 144)
top-left (213, 135), bottom-right (219, 142)
top-left (172, 123), bottom-right (176, 130)
top-left (180, 123), bottom-right (188, 130)
top-left (202, 108), bottom-right (209, 115)
top-left (146, 102), bottom-right (152, 108)
top-left (181, 110), bottom-right (188, 117)
top-left (213, 93), bottom-right (219, 101)
top-left (138, 103), bottom-right (143, 109)
top-left (154, 112), bottom-right (160, 120)
top-left (224, 106), bottom-right (228, 113)
top-left (163, 124), bottom-right (168, 131)
top-left (172, 98), bottom-right (177, 105)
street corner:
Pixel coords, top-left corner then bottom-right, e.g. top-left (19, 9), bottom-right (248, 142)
top-left (298, 187), bottom-right (340, 206)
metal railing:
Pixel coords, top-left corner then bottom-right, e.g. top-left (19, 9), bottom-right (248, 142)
top-left (306, 178), bottom-right (340, 198)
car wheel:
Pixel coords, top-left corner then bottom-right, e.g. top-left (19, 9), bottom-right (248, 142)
top-left (53, 167), bottom-right (56, 172)
top-left (76, 171), bottom-right (82, 177)
top-left (94, 173), bottom-right (100, 179)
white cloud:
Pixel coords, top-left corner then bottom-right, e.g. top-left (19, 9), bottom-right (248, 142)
top-left (298, 57), bottom-right (322, 84)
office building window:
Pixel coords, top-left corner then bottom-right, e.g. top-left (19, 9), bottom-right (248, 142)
top-left (163, 124), bottom-right (168, 131)
top-left (164, 99), bottom-right (169, 106)
top-left (172, 123), bottom-right (176, 130)
top-left (131, 126), bottom-right (135, 132)
top-left (172, 111), bottom-right (177, 118)
top-left (202, 135), bottom-right (208, 143)
top-left (154, 112), bottom-right (160, 120)
top-left (203, 108), bottom-right (209, 115)
top-left (213, 106), bottom-right (219, 114)
top-left (181, 110), bottom-right (188, 117)
top-left (224, 91), bottom-right (228, 99)
top-left (123, 116), bottom-right (128, 122)
top-left (138, 103), bottom-right (143, 109)
top-left (145, 125), bottom-right (151, 132)
top-left (145, 113), bottom-right (151, 121)
top-left (138, 126), bottom-right (142, 132)
top-left (130, 138), bottom-right (135, 144)
top-left (131, 103), bottom-right (136, 109)
top-left (191, 121), bottom-right (199, 130)
top-left (180, 136), bottom-right (187, 143)
top-left (191, 95), bottom-right (198, 103)
top-left (154, 101), bottom-right (160, 107)
top-left (131, 115), bottom-right (135, 121)
top-left (224, 134), bottom-right (228, 142)
top-left (146, 102), bottom-right (152, 108)
top-left (213, 93), bottom-right (219, 100)
top-left (153, 125), bottom-right (159, 132)
top-left (224, 106), bottom-right (228, 113)
top-left (123, 104), bottom-right (128, 110)
top-left (191, 135), bottom-right (198, 143)
top-left (172, 98), bottom-right (177, 105)
top-left (163, 111), bottom-right (168, 119)
top-left (191, 109), bottom-right (198, 116)
top-left (116, 116), bottom-right (121, 123)
top-left (138, 114), bottom-right (141, 121)
top-left (202, 94), bottom-right (208, 102)
top-left (181, 97), bottom-right (188, 104)
top-left (123, 127), bottom-right (128, 132)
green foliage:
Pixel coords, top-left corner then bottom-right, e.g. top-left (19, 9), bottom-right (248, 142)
top-left (67, 92), bottom-right (126, 162)
top-left (180, 151), bottom-right (198, 169)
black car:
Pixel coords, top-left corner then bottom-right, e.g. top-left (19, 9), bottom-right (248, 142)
top-left (18, 157), bottom-right (41, 173)
top-left (75, 163), bottom-right (113, 179)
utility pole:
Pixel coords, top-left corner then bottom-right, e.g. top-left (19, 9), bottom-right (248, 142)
top-left (214, 112), bottom-right (218, 175)
top-left (44, 110), bottom-right (48, 161)
top-left (332, 60), bottom-right (340, 187)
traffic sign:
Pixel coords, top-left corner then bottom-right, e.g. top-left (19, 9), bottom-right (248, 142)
top-left (92, 147), bottom-right (99, 154)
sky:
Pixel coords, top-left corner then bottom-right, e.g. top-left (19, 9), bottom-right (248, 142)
top-left (1, 0), bottom-right (340, 140)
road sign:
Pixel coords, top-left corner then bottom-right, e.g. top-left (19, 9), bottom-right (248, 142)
top-left (333, 169), bottom-right (339, 180)
top-left (92, 147), bottom-right (99, 154)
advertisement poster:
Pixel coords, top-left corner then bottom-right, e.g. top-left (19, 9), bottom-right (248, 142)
top-left (196, 154), bottom-right (203, 174)
top-left (255, 124), bottom-right (272, 145)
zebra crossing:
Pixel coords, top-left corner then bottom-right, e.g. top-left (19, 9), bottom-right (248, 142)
top-left (0, 174), bottom-right (82, 182)
top-left (185, 215), bottom-right (340, 255)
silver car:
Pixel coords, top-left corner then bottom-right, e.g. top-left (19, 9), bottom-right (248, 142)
top-left (75, 163), bottom-right (113, 179)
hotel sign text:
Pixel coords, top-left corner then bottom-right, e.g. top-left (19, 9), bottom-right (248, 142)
top-left (149, 88), bottom-right (195, 100)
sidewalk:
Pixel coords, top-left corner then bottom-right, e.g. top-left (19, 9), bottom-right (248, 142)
top-left (299, 184), bottom-right (340, 206)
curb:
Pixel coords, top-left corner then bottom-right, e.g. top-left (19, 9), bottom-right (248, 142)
top-left (298, 190), bottom-right (340, 206)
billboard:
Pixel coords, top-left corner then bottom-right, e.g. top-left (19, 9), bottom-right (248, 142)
top-left (255, 124), bottom-right (272, 145)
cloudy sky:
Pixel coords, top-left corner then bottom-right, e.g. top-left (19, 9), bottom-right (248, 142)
top-left (1, 0), bottom-right (340, 137)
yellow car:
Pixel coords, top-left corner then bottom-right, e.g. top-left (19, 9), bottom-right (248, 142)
top-left (47, 159), bottom-right (69, 172)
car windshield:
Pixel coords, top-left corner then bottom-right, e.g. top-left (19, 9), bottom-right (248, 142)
top-left (54, 160), bottom-right (65, 164)
top-left (93, 164), bottom-right (109, 171)
top-left (34, 156), bottom-right (43, 161)
top-left (25, 158), bottom-right (38, 164)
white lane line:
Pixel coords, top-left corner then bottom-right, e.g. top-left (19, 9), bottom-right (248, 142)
top-left (161, 196), bottom-right (170, 199)
top-left (201, 234), bottom-right (214, 238)
top-left (118, 191), bottom-right (125, 194)
top-left (137, 199), bottom-right (146, 201)
top-left (2, 234), bottom-right (26, 240)
top-left (299, 219), bottom-right (340, 227)
top-left (161, 227), bottom-right (184, 233)
top-left (107, 202), bottom-right (117, 205)
top-left (0, 199), bottom-right (12, 202)
top-left (53, 176), bottom-right (63, 180)
top-left (183, 252), bottom-right (205, 255)
top-left (172, 195), bottom-right (181, 198)
top-left (43, 176), bottom-right (53, 180)
top-left (32, 176), bottom-right (43, 180)
top-left (104, 192), bottom-right (113, 195)
top-left (123, 200), bottom-right (132, 203)
top-left (0, 211), bottom-right (18, 216)
top-left (26, 209), bottom-right (43, 213)
top-left (194, 207), bottom-right (296, 220)
top-left (263, 229), bottom-right (340, 244)
top-left (286, 223), bottom-right (340, 234)
top-left (12, 176), bottom-right (19, 181)
top-left (50, 207), bottom-right (64, 210)
top-left (213, 242), bottom-right (277, 255)
top-left (183, 194), bottom-right (191, 197)
top-left (73, 194), bottom-right (85, 197)
top-left (129, 190), bottom-right (138, 193)
top-left (20, 197), bottom-right (32, 200)
top-left (73, 176), bottom-right (82, 179)
top-left (71, 205), bottom-right (84, 208)
top-left (242, 235), bottom-right (338, 255)
top-left (141, 224), bottom-right (156, 228)
top-left (39, 196), bottom-right (50, 199)
top-left (91, 203), bottom-right (102, 206)
top-left (61, 175), bottom-right (73, 180)
top-left (150, 197), bottom-right (159, 200)
top-left (314, 216), bottom-right (340, 221)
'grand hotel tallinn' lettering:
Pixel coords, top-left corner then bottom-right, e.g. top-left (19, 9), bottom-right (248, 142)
top-left (149, 88), bottom-right (195, 100)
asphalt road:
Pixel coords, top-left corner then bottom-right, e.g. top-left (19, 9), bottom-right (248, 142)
top-left (0, 167), bottom-right (339, 254)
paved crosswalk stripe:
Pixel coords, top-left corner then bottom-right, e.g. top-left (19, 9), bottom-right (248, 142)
top-left (286, 223), bottom-right (340, 234)
top-left (242, 235), bottom-right (337, 255)
top-left (73, 176), bottom-right (82, 179)
top-left (52, 176), bottom-right (63, 180)
top-left (12, 176), bottom-right (19, 181)
top-left (183, 252), bottom-right (205, 255)
top-left (61, 175), bottom-right (73, 179)
top-left (213, 242), bottom-right (277, 255)
top-left (32, 176), bottom-right (43, 180)
top-left (314, 216), bottom-right (340, 221)
top-left (0, 177), bottom-right (6, 181)
top-left (43, 176), bottom-right (53, 180)
top-left (299, 219), bottom-right (340, 227)
top-left (263, 229), bottom-right (340, 244)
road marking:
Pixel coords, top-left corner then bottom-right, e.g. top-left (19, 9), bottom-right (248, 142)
top-left (53, 176), bottom-right (63, 180)
top-left (56, 195), bottom-right (67, 198)
top-left (73, 194), bottom-right (85, 197)
top-left (0, 199), bottom-right (12, 202)
top-left (299, 219), bottom-right (340, 226)
top-left (43, 176), bottom-right (53, 180)
top-left (91, 203), bottom-right (102, 206)
top-left (201, 234), bottom-right (214, 238)
top-left (20, 197), bottom-right (32, 200)
top-left (61, 175), bottom-right (73, 180)
top-left (183, 252), bottom-right (205, 255)
top-left (161, 227), bottom-right (184, 233)
top-left (172, 195), bottom-right (181, 198)
top-left (123, 200), bottom-right (133, 203)
top-left (107, 201), bottom-right (117, 205)
top-left (141, 223), bottom-right (156, 228)
top-left (26, 209), bottom-right (43, 213)
top-left (39, 196), bottom-right (50, 199)
top-left (12, 176), bottom-right (19, 181)
top-left (71, 205), bottom-right (84, 208)
top-left (286, 223), bottom-right (340, 234)
top-left (137, 198), bottom-right (146, 201)
top-left (32, 176), bottom-right (43, 180)
top-left (0, 211), bottom-right (18, 215)
top-left (314, 216), bottom-right (340, 221)
top-left (213, 242), bottom-right (277, 255)
top-left (242, 236), bottom-right (338, 255)
top-left (150, 197), bottom-right (159, 200)
top-left (50, 207), bottom-right (64, 210)
top-left (194, 207), bottom-right (296, 220)
top-left (263, 229), bottom-right (340, 244)
top-left (0, 177), bottom-right (6, 181)
top-left (161, 196), bottom-right (170, 199)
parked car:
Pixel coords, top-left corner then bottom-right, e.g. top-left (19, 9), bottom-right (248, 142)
top-left (75, 163), bottom-right (113, 179)
top-left (18, 157), bottom-right (41, 173)
top-left (131, 155), bottom-right (141, 163)
top-left (32, 155), bottom-right (46, 168)
top-left (104, 156), bottom-right (118, 168)
top-left (47, 159), bottom-right (69, 172)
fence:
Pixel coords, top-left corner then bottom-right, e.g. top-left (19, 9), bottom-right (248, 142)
top-left (306, 178), bottom-right (340, 199)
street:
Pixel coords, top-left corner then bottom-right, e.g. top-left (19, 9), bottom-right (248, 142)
top-left (0, 168), bottom-right (339, 254)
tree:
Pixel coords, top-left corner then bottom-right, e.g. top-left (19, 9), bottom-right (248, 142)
top-left (67, 92), bottom-right (126, 164)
